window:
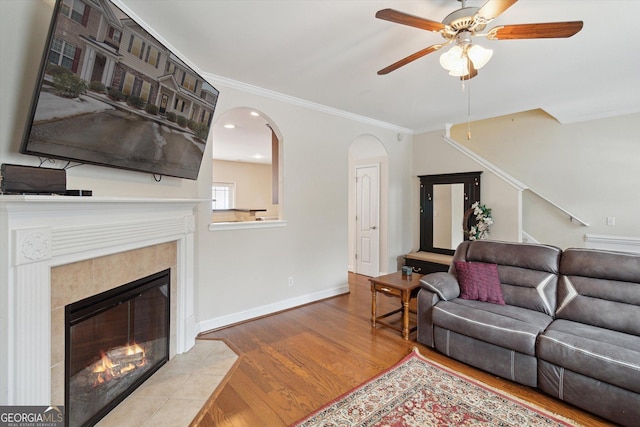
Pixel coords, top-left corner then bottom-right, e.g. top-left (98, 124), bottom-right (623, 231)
top-left (201, 110), bottom-right (211, 125)
top-left (122, 72), bottom-right (135, 95)
top-left (182, 74), bottom-right (196, 92)
top-left (212, 183), bottom-right (235, 210)
top-left (49, 37), bottom-right (76, 70)
top-left (174, 98), bottom-right (186, 113)
top-left (140, 81), bottom-right (151, 102)
top-left (110, 28), bottom-right (122, 43)
top-left (146, 46), bottom-right (160, 68)
top-left (128, 35), bottom-right (143, 58)
top-left (60, 0), bottom-right (86, 25)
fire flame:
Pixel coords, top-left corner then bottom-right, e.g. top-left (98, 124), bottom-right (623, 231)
top-left (127, 342), bottom-right (144, 356)
top-left (92, 342), bottom-right (146, 387)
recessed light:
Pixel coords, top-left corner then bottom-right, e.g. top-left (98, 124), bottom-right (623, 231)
top-left (223, 124), bottom-right (235, 129)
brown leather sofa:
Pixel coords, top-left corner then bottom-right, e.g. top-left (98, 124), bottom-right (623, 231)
top-left (416, 240), bottom-right (640, 426)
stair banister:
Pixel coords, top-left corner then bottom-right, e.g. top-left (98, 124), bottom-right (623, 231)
top-left (442, 135), bottom-right (590, 227)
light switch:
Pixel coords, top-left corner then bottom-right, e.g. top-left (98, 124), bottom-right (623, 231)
top-left (606, 217), bottom-right (615, 226)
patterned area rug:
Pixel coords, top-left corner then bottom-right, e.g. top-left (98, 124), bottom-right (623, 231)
top-left (292, 348), bottom-right (579, 426)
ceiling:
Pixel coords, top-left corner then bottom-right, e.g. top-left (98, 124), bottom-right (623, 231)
top-left (118, 0), bottom-right (640, 161)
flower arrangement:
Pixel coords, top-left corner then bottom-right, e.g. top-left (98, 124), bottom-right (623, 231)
top-left (464, 201), bottom-right (493, 241)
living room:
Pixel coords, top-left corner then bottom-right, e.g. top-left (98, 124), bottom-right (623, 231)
top-left (1, 0), bottom-right (638, 425)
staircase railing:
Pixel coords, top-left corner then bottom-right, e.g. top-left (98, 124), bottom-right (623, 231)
top-left (442, 135), bottom-right (590, 227)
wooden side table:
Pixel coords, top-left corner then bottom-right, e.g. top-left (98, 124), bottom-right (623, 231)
top-left (370, 271), bottom-right (423, 340)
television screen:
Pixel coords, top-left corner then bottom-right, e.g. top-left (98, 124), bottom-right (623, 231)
top-left (20, 0), bottom-right (219, 180)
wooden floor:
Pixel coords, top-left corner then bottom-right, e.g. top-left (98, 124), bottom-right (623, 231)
top-left (193, 273), bottom-right (613, 426)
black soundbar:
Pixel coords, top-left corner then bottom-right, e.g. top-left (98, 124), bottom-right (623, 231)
top-left (1, 163), bottom-right (67, 195)
top-left (65, 189), bottom-right (92, 196)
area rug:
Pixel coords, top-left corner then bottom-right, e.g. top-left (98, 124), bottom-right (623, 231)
top-left (292, 348), bottom-right (579, 426)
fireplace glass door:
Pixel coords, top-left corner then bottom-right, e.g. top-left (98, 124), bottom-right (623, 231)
top-left (65, 269), bottom-right (170, 427)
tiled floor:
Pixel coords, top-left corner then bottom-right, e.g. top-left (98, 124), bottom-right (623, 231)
top-left (96, 339), bottom-right (238, 427)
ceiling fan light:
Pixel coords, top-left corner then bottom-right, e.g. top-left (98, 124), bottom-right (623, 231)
top-left (448, 60), bottom-right (469, 77)
top-left (439, 45), bottom-right (464, 71)
top-left (452, 65), bottom-right (469, 76)
top-left (468, 44), bottom-right (493, 69)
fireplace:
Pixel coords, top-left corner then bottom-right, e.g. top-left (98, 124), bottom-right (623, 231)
top-left (0, 197), bottom-right (198, 406)
top-left (65, 269), bottom-right (170, 426)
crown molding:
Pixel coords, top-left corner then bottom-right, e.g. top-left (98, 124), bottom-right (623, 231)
top-left (203, 73), bottom-right (414, 135)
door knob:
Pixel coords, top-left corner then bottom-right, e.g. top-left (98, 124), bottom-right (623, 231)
top-left (370, 226), bottom-right (377, 230)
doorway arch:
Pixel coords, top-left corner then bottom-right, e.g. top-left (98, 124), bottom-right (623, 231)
top-left (348, 135), bottom-right (388, 276)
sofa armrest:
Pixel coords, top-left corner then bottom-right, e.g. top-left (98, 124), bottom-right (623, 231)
top-left (419, 272), bottom-right (460, 301)
top-left (417, 289), bottom-right (439, 347)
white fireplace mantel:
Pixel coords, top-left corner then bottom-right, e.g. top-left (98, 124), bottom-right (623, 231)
top-left (0, 196), bottom-right (202, 405)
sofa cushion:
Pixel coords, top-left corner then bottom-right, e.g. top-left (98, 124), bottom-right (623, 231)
top-left (537, 319), bottom-right (640, 394)
top-left (557, 249), bottom-right (640, 336)
top-left (560, 248), bottom-right (640, 283)
top-left (432, 299), bottom-right (553, 356)
top-left (454, 261), bottom-right (504, 304)
top-left (453, 240), bottom-right (561, 315)
top-left (464, 240), bottom-right (561, 275)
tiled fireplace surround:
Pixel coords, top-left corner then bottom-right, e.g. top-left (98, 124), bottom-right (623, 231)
top-left (0, 197), bottom-right (199, 406)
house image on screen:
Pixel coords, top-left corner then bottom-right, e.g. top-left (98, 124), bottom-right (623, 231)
top-left (49, 0), bottom-right (216, 129)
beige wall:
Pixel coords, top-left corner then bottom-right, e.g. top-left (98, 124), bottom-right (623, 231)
top-left (450, 109), bottom-right (640, 249)
top-left (212, 159), bottom-right (278, 218)
top-left (413, 130), bottom-right (522, 249)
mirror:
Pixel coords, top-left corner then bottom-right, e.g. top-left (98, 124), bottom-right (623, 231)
top-left (419, 172), bottom-right (482, 255)
top-left (433, 183), bottom-right (465, 250)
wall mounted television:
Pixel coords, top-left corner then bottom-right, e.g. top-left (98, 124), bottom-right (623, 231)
top-left (20, 0), bottom-right (219, 180)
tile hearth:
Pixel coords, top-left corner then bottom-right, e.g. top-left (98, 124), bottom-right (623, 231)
top-left (96, 339), bottom-right (238, 427)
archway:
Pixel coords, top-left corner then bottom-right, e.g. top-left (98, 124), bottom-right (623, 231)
top-left (211, 107), bottom-right (282, 223)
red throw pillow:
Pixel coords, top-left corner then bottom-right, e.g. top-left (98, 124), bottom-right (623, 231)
top-left (454, 261), bottom-right (505, 305)
top-left (454, 260), bottom-right (479, 300)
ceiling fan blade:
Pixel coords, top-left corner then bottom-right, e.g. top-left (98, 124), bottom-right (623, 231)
top-left (476, 0), bottom-right (518, 21)
top-left (377, 44), bottom-right (443, 75)
top-left (375, 9), bottom-right (445, 33)
top-left (488, 21), bottom-right (583, 39)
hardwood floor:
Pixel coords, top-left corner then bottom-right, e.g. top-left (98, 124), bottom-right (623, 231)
top-left (193, 273), bottom-right (613, 426)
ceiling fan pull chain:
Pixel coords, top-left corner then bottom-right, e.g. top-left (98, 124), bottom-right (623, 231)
top-left (467, 59), bottom-right (472, 140)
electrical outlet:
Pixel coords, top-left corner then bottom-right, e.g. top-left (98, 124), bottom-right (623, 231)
top-left (606, 216), bottom-right (615, 226)
top-left (288, 276), bottom-right (294, 287)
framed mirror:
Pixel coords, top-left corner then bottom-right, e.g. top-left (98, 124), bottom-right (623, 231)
top-left (418, 172), bottom-right (482, 255)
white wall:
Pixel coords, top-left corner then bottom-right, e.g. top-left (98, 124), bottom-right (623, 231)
top-left (450, 109), bottom-right (640, 249)
top-left (1, 1), bottom-right (414, 333)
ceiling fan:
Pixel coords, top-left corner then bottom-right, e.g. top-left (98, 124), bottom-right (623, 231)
top-left (376, 0), bottom-right (583, 79)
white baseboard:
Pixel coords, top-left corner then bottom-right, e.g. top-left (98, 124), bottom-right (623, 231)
top-left (197, 284), bottom-right (350, 334)
top-left (584, 233), bottom-right (640, 254)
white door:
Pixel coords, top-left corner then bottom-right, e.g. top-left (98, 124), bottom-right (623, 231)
top-left (355, 165), bottom-right (380, 277)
